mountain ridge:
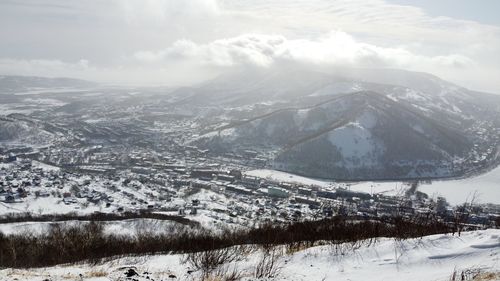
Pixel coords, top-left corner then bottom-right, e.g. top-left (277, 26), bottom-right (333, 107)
top-left (189, 67), bottom-right (499, 180)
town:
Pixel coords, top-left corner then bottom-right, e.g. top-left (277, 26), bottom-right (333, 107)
top-left (1, 145), bottom-right (499, 230)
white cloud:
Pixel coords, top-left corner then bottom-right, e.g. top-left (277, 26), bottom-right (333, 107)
top-left (133, 31), bottom-right (475, 72)
top-left (134, 34), bottom-right (287, 67)
top-left (0, 30), bottom-right (489, 90)
top-left (118, 0), bottom-right (220, 26)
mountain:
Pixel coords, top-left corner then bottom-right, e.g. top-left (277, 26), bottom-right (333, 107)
top-left (190, 67), bottom-right (500, 180)
top-left (0, 75), bottom-right (96, 94)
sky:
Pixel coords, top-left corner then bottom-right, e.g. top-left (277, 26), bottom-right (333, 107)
top-left (0, 0), bottom-right (499, 93)
top-left (386, 0), bottom-right (500, 26)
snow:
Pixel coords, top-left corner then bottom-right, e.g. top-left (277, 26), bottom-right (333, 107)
top-left (310, 82), bottom-right (363, 96)
top-left (348, 181), bottom-right (409, 196)
top-left (293, 109), bottom-right (309, 127)
top-left (402, 88), bottom-right (428, 102)
top-left (418, 164), bottom-right (500, 205)
top-left (281, 230), bottom-right (500, 281)
top-left (245, 169), bottom-right (407, 196)
top-left (1, 229), bottom-right (498, 281)
top-left (327, 123), bottom-right (382, 163)
top-left (411, 123), bottom-right (425, 134)
top-left (246, 166), bottom-right (500, 205)
top-left (0, 219), bottom-right (182, 236)
top-left (201, 127), bottom-right (239, 142)
top-left (31, 160), bottom-right (61, 171)
top-left (0, 104), bottom-right (37, 115)
top-left (219, 128), bottom-right (238, 141)
top-left (22, 98), bottom-right (67, 107)
top-left (0, 196), bottom-right (102, 215)
top-left (245, 169), bottom-right (335, 188)
top-left (13, 88), bottom-right (88, 96)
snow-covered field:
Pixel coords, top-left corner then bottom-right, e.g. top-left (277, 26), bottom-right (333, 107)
top-left (246, 167), bottom-right (500, 204)
top-left (418, 165), bottom-right (500, 205)
top-left (245, 169), bottom-right (335, 188)
top-left (1, 229), bottom-right (498, 281)
top-left (246, 169), bottom-right (412, 196)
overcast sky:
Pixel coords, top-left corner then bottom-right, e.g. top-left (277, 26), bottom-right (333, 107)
top-left (1, 0), bottom-right (500, 93)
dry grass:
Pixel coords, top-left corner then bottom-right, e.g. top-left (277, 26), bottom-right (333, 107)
top-left (285, 242), bottom-right (312, 255)
top-left (474, 272), bottom-right (500, 280)
top-left (449, 268), bottom-right (499, 281)
top-left (87, 270), bottom-right (108, 277)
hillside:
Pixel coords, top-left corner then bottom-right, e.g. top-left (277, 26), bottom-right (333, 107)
top-left (1, 229), bottom-right (498, 281)
top-left (192, 68), bottom-right (500, 180)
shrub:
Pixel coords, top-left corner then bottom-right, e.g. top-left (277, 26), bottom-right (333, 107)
top-left (0, 215), bottom-right (451, 268)
top-left (254, 246), bottom-right (283, 279)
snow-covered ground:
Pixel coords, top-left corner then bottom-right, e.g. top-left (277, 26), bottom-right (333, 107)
top-left (418, 165), bottom-right (500, 205)
top-left (246, 169), bottom-right (411, 196)
top-left (0, 218), bottom-right (183, 236)
top-left (12, 88), bottom-right (90, 96)
top-left (347, 181), bottom-right (410, 196)
top-left (246, 167), bottom-right (500, 204)
top-left (1, 229), bottom-right (498, 281)
top-left (245, 169), bottom-right (335, 188)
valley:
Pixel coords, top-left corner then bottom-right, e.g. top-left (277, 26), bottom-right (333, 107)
top-left (1, 70), bottom-right (499, 230)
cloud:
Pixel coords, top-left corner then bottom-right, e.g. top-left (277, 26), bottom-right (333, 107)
top-left (0, 0), bottom-right (499, 92)
top-left (134, 34), bottom-right (287, 67)
top-left (118, 0), bottom-right (220, 26)
top-left (0, 29), bottom-right (490, 91)
top-left (221, 0), bottom-right (500, 46)
top-left (133, 31), bottom-right (475, 71)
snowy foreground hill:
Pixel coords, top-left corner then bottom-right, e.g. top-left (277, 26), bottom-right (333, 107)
top-left (2, 229), bottom-right (499, 281)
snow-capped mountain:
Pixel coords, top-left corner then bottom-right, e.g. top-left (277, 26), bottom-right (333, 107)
top-left (192, 67), bottom-right (500, 180)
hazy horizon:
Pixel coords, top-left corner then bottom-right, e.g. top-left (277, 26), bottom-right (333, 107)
top-left (1, 0), bottom-right (500, 93)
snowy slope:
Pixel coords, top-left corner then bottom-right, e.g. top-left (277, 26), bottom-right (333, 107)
top-left (196, 90), bottom-right (476, 180)
top-left (1, 229), bottom-right (498, 281)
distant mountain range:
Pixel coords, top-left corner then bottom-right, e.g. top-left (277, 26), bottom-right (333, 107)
top-left (0, 69), bottom-right (499, 180)
top-left (0, 75), bottom-right (96, 94)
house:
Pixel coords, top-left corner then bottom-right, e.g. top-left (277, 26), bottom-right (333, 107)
top-left (216, 173), bottom-right (235, 183)
top-left (190, 169), bottom-right (219, 179)
top-left (226, 184), bottom-right (253, 195)
top-left (294, 196), bottom-right (320, 207)
top-left (63, 197), bottom-right (77, 204)
top-left (239, 175), bottom-right (260, 189)
top-left (267, 186), bottom-right (289, 198)
top-left (3, 194), bottom-right (15, 203)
